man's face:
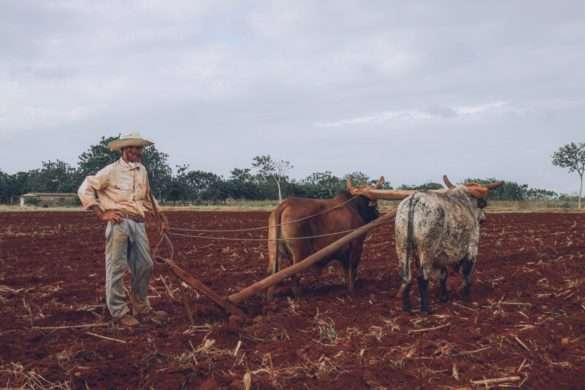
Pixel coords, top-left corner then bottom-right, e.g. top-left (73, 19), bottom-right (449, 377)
top-left (122, 146), bottom-right (144, 163)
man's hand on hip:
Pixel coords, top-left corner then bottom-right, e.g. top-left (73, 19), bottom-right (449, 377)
top-left (101, 210), bottom-right (123, 224)
top-left (91, 206), bottom-right (122, 224)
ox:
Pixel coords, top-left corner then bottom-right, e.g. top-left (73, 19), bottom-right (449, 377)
top-left (349, 176), bottom-right (503, 314)
top-left (266, 177), bottom-right (396, 300)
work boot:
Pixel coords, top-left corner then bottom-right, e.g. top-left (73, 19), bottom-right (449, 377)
top-left (130, 291), bottom-right (168, 324)
top-left (129, 292), bottom-right (150, 316)
top-left (115, 314), bottom-right (140, 327)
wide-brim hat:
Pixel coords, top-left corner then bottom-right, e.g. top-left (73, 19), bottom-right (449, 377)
top-left (108, 133), bottom-right (154, 151)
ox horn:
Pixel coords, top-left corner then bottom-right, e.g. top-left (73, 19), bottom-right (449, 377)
top-left (443, 175), bottom-right (455, 189)
top-left (375, 176), bottom-right (385, 189)
top-left (346, 177), bottom-right (355, 192)
top-left (484, 181), bottom-right (504, 190)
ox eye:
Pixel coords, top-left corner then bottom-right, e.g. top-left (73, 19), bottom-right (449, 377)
top-left (477, 199), bottom-right (487, 209)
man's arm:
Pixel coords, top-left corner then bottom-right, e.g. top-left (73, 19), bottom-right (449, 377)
top-left (143, 175), bottom-right (168, 231)
top-left (90, 205), bottom-right (123, 224)
top-left (78, 166), bottom-right (122, 223)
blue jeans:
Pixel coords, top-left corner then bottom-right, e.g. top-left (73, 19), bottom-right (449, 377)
top-left (105, 219), bottom-right (153, 318)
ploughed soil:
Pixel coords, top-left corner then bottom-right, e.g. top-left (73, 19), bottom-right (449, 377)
top-left (1, 211), bottom-right (585, 389)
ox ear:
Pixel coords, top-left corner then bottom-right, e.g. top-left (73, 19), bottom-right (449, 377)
top-left (375, 176), bottom-right (385, 189)
top-left (443, 175), bottom-right (455, 189)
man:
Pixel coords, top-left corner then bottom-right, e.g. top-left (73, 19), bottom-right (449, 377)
top-left (78, 133), bottom-right (169, 327)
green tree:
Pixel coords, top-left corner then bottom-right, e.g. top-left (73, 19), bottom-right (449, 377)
top-left (343, 171), bottom-right (370, 186)
top-left (10, 171), bottom-right (33, 200)
top-left (77, 136), bottom-right (119, 177)
top-left (226, 168), bottom-right (262, 200)
top-left (399, 182), bottom-right (443, 191)
top-left (526, 188), bottom-right (559, 200)
top-left (252, 155), bottom-right (293, 202)
top-left (172, 166), bottom-right (226, 202)
top-left (552, 142), bottom-right (585, 208)
top-left (27, 160), bottom-right (79, 193)
top-left (302, 171), bottom-right (343, 198)
top-left (0, 170), bottom-right (12, 203)
top-left (142, 147), bottom-right (172, 201)
top-left (167, 164), bottom-right (191, 201)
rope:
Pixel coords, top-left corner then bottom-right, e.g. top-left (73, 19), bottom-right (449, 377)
top-left (153, 230), bottom-right (175, 260)
top-left (168, 195), bottom-right (360, 233)
top-left (167, 219), bottom-right (393, 242)
top-left (148, 185), bottom-right (386, 255)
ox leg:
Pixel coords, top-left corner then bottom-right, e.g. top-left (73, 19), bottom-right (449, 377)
top-left (291, 260), bottom-right (302, 297)
top-left (346, 244), bottom-right (363, 295)
top-left (459, 257), bottom-right (476, 302)
top-left (417, 275), bottom-right (431, 314)
top-left (287, 247), bottom-right (306, 298)
top-left (266, 245), bottom-right (283, 302)
top-left (416, 263), bottom-right (432, 314)
top-left (266, 275), bottom-right (277, 303)
top-left (398, 254), bottom-right (414, 313)
top-left (401, 282), bottom-right (413, 313)
top-left (344, 264), bottom-right (359, 295)
top-left (292, 276), bottom-right (302, 297)
top-left (344, 265), bottom-right (354, 294)
top-left (343, 255), bottom-right (359, 294)
top-left (437, 267), bottom-right (449, 303)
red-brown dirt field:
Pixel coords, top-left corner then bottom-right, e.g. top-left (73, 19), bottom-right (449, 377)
top-left (1, 211), bottom-right (585, 389)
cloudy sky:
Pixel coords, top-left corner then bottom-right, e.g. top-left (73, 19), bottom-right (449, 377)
top-left (1, 1), bottom-right (584, 193)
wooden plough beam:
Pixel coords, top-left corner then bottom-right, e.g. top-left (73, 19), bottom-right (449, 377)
top-left (155, 255), bottom-right (245, 317)
top-left (157, 210), bottom-right (396, 316)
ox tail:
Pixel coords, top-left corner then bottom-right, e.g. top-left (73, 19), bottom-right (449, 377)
top-left (404, 194), bottom-right (419, 282)
top-left (396, 194), bottom-right (421, 309)
top-left (396, 194), bottom-right (419, 299)
top-left (267, 203), bottom-right (285, 276)
top-left (266, 203), bottom-right (286, 301)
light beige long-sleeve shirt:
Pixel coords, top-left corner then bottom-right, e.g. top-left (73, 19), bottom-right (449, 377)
top-left (78, 158), bottom-right (158, 217)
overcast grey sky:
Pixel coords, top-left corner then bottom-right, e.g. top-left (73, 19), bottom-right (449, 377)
top-left (1, 1), bottom-right (584, 193)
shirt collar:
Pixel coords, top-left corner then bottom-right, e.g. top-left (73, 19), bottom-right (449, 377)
top-left (118, 158), bottom-right (140, 171)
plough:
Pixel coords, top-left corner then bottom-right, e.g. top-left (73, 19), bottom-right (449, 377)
top-left (153, 210), bottom-right (396, 318)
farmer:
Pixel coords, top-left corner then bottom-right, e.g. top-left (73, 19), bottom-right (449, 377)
top-left (78, 133), bottom-right (169, 327)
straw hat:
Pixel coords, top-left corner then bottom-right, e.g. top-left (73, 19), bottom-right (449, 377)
top-left (108, 132), bottom-right (154, 151)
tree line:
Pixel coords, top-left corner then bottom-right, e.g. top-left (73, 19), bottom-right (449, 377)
top-left (0, 136), bottom-right (576, 205)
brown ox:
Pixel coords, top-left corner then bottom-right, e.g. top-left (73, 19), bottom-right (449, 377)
top-left (266, 177), bottom-right (396, 300)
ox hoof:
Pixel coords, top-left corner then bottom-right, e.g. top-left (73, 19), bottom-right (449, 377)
top-left (227, 315), bottom-right (244, 332)
top-left (265, 291), bottom-right (275, 303)
top-left (438, 293), bottom-right (450, 303)
top-left (420, 306), bottom-right (432, 315)
top-left (292, 287), bottom-right (302, 298)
